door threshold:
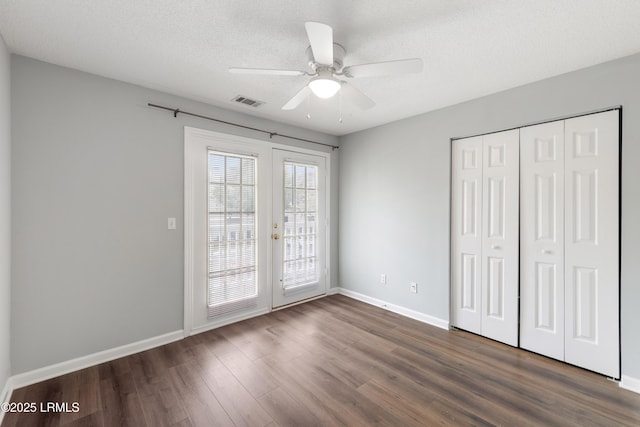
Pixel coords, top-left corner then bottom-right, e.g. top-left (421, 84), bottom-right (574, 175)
top-left (271, 293), bottom-right (327, 311)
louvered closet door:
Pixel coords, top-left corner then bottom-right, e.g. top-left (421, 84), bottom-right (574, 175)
top-left (451, 136), bottom-right (483, 334)
top-left (480, 129), bottom-right (519, 346)
top-left (520, 121), bottom-right (565, 360)
top-left (564, 110), bottom-right (619, 378)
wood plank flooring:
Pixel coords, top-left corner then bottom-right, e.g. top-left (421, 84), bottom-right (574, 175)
top-left (3, 294), bottom-right (640, 426)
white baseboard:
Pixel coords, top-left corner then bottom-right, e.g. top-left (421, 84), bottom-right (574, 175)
top-left (326, 287), bottom-right (340, 296)
top-left (620, 375), bottom-right (640, 395)
top-left (0, 375), bottom-right (11, 402)
top-left (9, 330), bottom-right (184, 390)
top-left (0, 375), bottom-right (12, 424)
top-left (335, 287), bottom-right (449, 330)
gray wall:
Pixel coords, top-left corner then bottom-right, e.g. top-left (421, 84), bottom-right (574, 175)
top-left (10, 55), bottom-right (339, 374)
top-left (339, 52), bottom-right (640, 379)
top-left (0, 36), bottom-right (11, 392)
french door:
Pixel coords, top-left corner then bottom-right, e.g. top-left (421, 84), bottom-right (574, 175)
top-left (272, 150), bottom-right (327, 308)
top-left (185, 128), bottom-right (329, 334)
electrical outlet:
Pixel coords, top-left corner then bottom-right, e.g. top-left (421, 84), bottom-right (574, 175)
top-left (410, 282), bottom-right (418, 293)
top-left (380, 274), bottom-right (387, 284)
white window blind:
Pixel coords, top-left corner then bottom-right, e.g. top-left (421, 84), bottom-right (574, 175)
top-left (207, 151), bottom-right (258, 317)
top-left (282, 162), bottom-right (319, 293)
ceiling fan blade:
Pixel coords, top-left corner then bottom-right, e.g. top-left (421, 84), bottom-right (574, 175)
top-left (342, 58), bottom-right (423, 78)
top-left (305, 22), bottom-right (334, 66)
top-left (282, 86), bottom-right (311, 110)
top-left (340, 82), bottom-right (375, 110)
top-left (229, 67), bottom-right (306, 76)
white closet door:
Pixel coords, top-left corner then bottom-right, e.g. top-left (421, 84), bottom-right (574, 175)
top-left (520, 121), bottom-right (565, 360)
top-left (481, 129), bottom-right (519, 346)
top-left (451, 136), bottom-right (483, 334)
top-left (564, 110), bottom-right (619, 378)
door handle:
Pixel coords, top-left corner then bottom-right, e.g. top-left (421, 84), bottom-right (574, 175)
top-left (541, 249), bottom-right (553, 255)
top-left (273, 233), bottom-right (280, 240)
top-left (491, 245), bottom-right (501, 250)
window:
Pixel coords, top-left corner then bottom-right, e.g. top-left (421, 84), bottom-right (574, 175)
top-left (207, 151), bottom-right (258, 317)
top-left (282, 162), bottom-right (319, 289)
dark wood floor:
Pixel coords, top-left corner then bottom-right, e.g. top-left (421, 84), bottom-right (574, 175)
top-left (3, 294), bottom-right (640, 426)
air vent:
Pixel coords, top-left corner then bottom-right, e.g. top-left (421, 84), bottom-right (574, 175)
top-left (232, 95), bottom-right (264, 108)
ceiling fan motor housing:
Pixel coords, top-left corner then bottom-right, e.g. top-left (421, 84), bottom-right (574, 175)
top-left (306, 43), bottom-right (346, 72)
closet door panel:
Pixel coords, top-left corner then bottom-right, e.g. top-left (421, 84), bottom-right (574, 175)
top-left (564, 110), bottom-right (619, 378)
top-left (520, 121), bottom-right (565, 360)
top-left (451, 136), bottom-right (483, 334)
top-left (481, 129), bottom-right (519, 346)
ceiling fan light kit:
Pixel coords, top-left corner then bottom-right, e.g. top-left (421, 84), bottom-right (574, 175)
top-left (229, 21), bottom-right (423, 115)
top-left (308, 70), bottom-right (341, 99)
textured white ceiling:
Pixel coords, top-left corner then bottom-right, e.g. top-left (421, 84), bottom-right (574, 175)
top-left (1, 0), bottom-right (640, 135)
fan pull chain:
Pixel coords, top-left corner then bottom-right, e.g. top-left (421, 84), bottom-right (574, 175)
top-left (306, 92), bottom-right (311, 119)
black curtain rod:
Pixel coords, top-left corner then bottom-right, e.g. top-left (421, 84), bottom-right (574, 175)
top-left (147, 103), bottom-right (339, 150)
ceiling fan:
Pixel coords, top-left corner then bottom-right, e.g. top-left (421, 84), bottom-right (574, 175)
top-left (229, 22), bottom-right (423, 111)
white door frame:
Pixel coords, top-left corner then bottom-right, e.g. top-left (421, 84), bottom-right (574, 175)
top-left (184, 126), bottom-right (331, 336)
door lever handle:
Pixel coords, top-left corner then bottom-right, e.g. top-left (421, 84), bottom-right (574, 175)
top-left (541, 249), bottom-right (553, 255)
top-left (491, 245), bottom-right (501, 250)
top-left (272, 233), bottom-right (280, 240)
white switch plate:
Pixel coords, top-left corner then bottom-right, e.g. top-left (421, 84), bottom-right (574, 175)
top-left (410, 282), bottom-right (418, 293)
top-left (168, 217), bottom-right (176, 230)
top-left (380, 274), bottom-right (387, 284)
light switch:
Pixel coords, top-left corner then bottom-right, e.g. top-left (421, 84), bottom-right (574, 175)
top-left (168, 217), bottom-right (176, 230)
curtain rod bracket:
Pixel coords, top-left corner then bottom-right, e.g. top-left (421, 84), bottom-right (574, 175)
top-left (173, 108), bottom-right (180, 118)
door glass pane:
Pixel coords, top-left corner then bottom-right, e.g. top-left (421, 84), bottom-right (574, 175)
top-left (208, 151), bottom-right (258, 312)
top-left (282, 162), bottom-right (319, 289)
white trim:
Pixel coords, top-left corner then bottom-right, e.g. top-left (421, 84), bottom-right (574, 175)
top-left (183, 128), bottom-right (195, 336)
top-left (323, 154), bottom-right (331, 299)
top-left (270, 141), bottom-right (335, 156)
top-left (9, 330), bottom-right (183, 390)
top-left (188, 308), bottom-right (270, 337)
top-left (271, 293), bottom-right (327, 311)
top-left (0, 377), bottom-right (15, 418)
top-left (335, 287), bottom-right (449, 330)
top-left (620, 375), bottom-right (640, 395)
top-left (0, 376), bottom-right (11, 403)
top-left (0, 376), bottom-right (13, 424)
top-left (327, 286), bottom-right (340, 295)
